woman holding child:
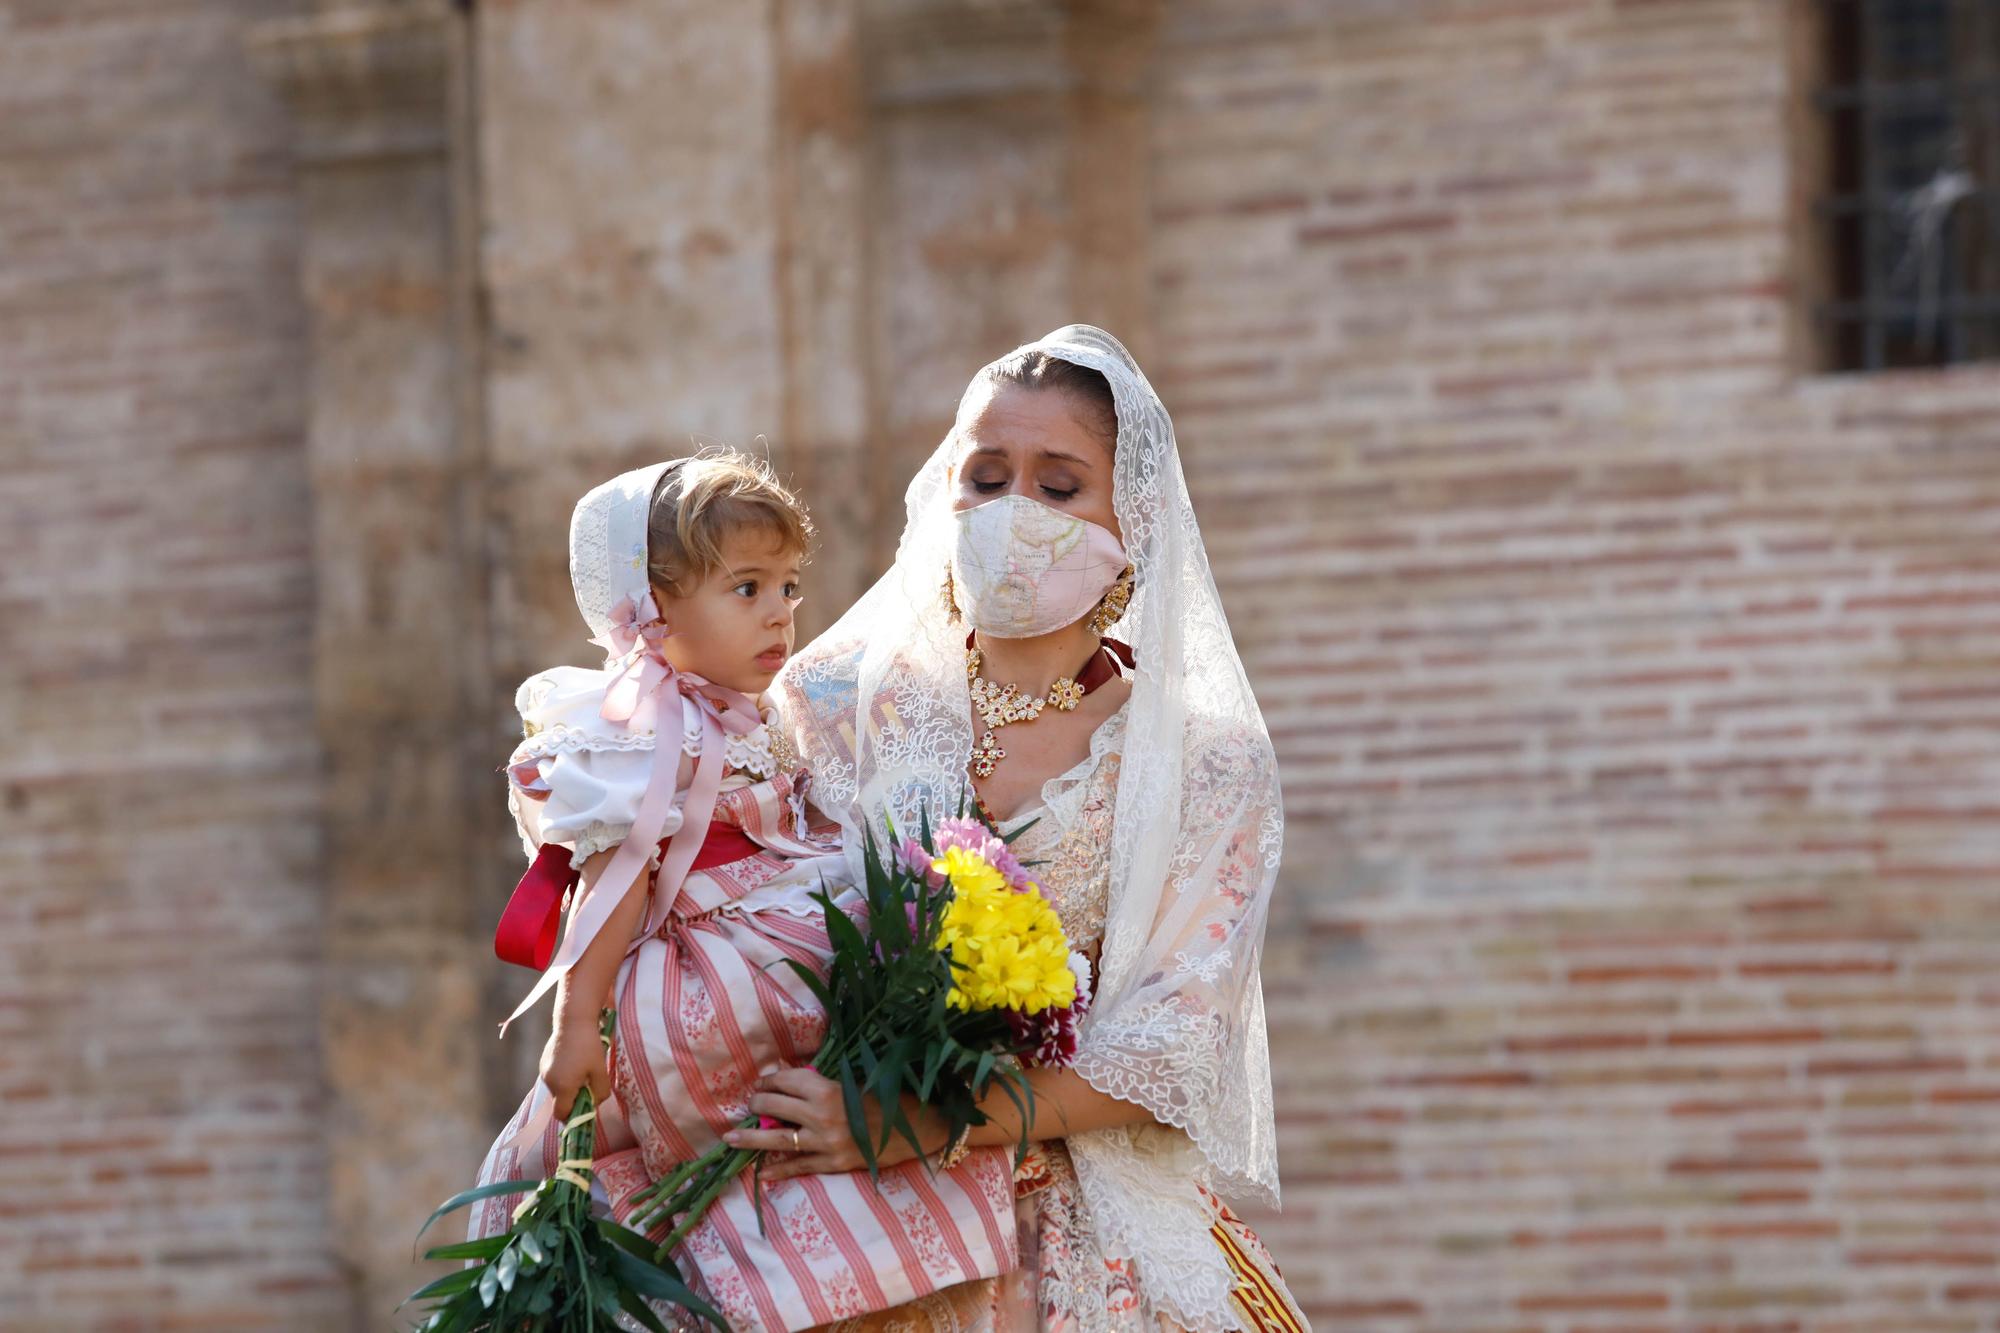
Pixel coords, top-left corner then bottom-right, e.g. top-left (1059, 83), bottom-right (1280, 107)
top-left (761, 325), bottom-right (1307, 1331)
top-left (470, 325), bottom-right (1304, 1331)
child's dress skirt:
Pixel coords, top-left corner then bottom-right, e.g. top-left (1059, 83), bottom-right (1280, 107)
top-left (470, 770), bottom-right (1018, 1332)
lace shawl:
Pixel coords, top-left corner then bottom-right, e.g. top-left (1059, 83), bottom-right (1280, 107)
top-left (777, 324), bottom-right (1285, 1331)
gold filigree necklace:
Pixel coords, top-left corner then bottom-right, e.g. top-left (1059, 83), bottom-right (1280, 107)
top-left (966, 641), bottom-right (1124, 780)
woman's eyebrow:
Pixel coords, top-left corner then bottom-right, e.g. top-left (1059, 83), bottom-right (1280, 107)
top-left (965, 444), bottom-right (1090, 467)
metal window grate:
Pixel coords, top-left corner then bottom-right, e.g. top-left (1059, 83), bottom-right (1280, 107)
top-left (1814, 0), bottom-right (2000, 371)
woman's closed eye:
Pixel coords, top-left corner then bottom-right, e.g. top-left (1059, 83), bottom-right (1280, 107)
top-left (967, 478), bottom-right (1080, 501)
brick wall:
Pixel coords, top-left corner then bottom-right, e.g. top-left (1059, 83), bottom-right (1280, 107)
top-left (13, 0), bottom-right (2000, 1328)
top-left (0, 0), bottom-right (350, 1326)
top-left (1151, 2), bottom-right (2000, 1327)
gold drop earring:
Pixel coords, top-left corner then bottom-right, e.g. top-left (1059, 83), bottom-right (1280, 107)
top-left (940, 566), bottom-right (962, 623)
top-left (1085, 565), bottom-right (1135, 636)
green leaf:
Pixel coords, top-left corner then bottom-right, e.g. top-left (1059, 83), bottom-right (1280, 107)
top-left (399, 1265), bottom-right (482, 1305)
top-left (917, 1041), bottom-right (947, 1101)
top-left (494, 1242), bottom-right (520, 1292)
top-left (994, 1070), bottom-right (1035, 1158)
top-left (778, 956), bottom-right (834, 1011)
top-left (477, 1263), bottom-right (500, 1308)
top-left (822, 884), bottom-right (871, 958)
top-left (595, 1217), bottom-right (669, 1266)
top-left (869, 1039), bottom-right (912, 1153)
top-left (998, 814), bottom-right (1040, 844)
top-left (518, 1230), bottom-right (546, 1267)
top-left (411, 1177), bottom-right (542, 1245)
top-left (617, 1287), bottom-right (672, 1333)
top-left (836, 1054), bottom-right (876, 1176)
top-left (417, 1234), bottom-right (508, 1263)
top-left (603, 1245), bottom-right (726, 1325)
top-left (412, 1293), bottom-right (476, 1333)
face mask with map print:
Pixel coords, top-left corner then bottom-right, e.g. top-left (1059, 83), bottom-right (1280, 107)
top-left (950, 493), bottom-right (1129, 639)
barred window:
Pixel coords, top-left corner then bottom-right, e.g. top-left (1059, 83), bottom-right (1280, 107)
top-left (1815, 0), bottom-right (2000, 371)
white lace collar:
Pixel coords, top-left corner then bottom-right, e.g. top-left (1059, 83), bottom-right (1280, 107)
top-left (679, 700), bottom-right (796, 780)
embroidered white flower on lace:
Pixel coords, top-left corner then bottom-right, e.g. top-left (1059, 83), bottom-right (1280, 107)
top-left (1173, 948), bottom-right (1233, 985)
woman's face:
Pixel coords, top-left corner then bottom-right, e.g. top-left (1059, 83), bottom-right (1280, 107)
top-left (949, 381), bottom-right (1121, 542)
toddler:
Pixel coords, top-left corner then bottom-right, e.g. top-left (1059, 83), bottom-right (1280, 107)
top-left (467, 453), bottom-right (1016, 1330)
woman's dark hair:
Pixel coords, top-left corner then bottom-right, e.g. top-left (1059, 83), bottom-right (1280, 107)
top-left (974, 348), bottom-right (1118, 449)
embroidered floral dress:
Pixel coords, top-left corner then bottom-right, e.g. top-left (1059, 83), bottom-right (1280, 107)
top-left (804, 702), bottom-right (1309, 1333)
top-left (468, 674), bottom-right (1017, 1332)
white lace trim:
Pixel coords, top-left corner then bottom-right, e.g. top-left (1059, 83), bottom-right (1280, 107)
top-left (515, 723), bottom-right (657, 766)
top-left (567, 463), bottom-right (666, 642)
top-left (722, 725), bottom-right (787, 781)
top-left (566, 820), bottom-right (666, 871)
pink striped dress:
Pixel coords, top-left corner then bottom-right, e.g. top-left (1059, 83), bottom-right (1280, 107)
top-left (470, 750), bottom-right (1018, 1330)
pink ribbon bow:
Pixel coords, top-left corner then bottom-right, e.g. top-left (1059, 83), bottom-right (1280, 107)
top-left (591, 593), bottom-right (677, 730)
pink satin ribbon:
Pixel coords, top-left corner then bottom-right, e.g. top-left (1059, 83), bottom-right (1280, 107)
top-left (499, 612), bottom-right (759, 1153)
top-left (592, 593), bottom-right (676, 732)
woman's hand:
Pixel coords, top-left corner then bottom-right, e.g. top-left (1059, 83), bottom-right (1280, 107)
top-left (727, 1068), bottom-right (948, 1182)
top-left (538, 1010), bottom-right (612, 1119)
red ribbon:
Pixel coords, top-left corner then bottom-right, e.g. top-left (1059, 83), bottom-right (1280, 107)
top-left (493, 821), bottom-right (763, 971)
top-left (494, 844), bottom-right (577, 971)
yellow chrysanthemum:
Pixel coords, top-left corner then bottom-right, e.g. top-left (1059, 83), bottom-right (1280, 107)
top-left (932, 845), bottom-right (1008, 897)
top-left (932, 851), bottom-right (1076, 1015)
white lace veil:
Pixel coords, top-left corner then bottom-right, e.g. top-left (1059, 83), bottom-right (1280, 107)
top-left (778, 324), bottom-right (1285, 1328)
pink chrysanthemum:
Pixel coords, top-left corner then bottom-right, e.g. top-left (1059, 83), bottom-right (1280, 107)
top-left (931, 817), bottom-right (1031, 892)
top-left (897, 836), bottom-right (948, 888)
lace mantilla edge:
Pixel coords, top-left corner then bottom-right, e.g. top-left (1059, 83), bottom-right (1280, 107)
top-left (1068, 1042), bottom-right (1281, 1212)
top-left (1066, 1127), bottom-right (1245, 1333)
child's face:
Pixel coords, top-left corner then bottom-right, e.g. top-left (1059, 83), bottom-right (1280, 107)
top-left (656, 529), bottom-right (803, 697)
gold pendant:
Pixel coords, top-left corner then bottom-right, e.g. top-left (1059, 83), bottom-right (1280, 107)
top-left (971, 729), bottom-right (1005, 779)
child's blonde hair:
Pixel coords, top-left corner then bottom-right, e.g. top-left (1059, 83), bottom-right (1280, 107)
top-left (646, 449), bottom-right (813, 600)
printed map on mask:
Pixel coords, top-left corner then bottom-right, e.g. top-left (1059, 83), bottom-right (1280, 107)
top-left (952, 495), bottom-right (1127, 638)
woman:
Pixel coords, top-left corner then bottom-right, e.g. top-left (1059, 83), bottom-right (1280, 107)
top-left (753, 325), bottom-right (1306, 1331)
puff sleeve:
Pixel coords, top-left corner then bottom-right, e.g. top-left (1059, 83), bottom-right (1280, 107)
top-left (504, 666), bottom-right (691, 870)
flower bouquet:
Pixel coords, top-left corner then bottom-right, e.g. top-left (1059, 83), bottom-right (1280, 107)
top-left (398, 1008), bottom-right (724, 1332)
top-left (626, 812), bottom-right (1094, 1258)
